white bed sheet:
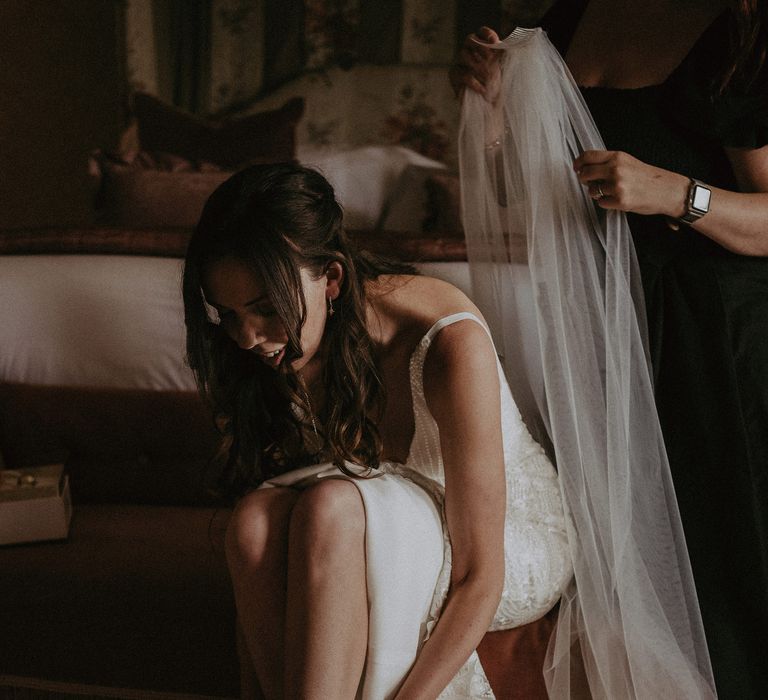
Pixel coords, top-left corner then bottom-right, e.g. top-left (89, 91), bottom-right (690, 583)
top-left (1, 255), bottom-right (194, 390)
top-left (1, 257), bottom-right (541, 409)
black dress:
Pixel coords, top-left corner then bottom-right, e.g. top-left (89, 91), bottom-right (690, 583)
top-left (540, 3), bottom-right (768, 698)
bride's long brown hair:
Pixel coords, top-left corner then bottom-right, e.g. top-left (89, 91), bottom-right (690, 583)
top-left (183, 162), bottom-right (416, 498)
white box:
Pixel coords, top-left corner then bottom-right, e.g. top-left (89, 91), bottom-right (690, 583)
top-left (0, 464), bottom-right (72, 545)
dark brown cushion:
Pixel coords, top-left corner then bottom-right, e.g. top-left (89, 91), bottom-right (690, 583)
top-left (133, 92), bottom-right (305, 168)
top-left (0, 227), bottom-right (472, 262)
top-left (0, 226), bottom-right (193, 256)
top-left (0, 383), bottom-right (221, 506)
top-left (92, 150), bottom-right (233, 228)
top-left (0, 504), bottom-right (238, 696)
top-left (422, 172), bottom-right (528, 263)
top-left (356, 229), bottom-right (468, 262)
top-left (424, 171), bottom-right (463, 234)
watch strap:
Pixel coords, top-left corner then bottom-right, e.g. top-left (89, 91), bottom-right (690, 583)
top-left (678, 178), bottom-right (711, 224)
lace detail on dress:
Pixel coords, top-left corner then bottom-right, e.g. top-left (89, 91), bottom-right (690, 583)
top-left (407, 313), bottom-right (571, 625)
top-left (437, 651), bottom-right (495, 699)
top-left (400, 311), bottom-right (572, 698)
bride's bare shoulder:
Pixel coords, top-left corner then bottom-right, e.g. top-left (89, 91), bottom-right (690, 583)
top-left (367, 274), bottom-right (485, 337)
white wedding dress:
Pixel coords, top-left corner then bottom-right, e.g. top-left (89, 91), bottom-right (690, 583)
top-left (260, 311), bottom-right (572, 699)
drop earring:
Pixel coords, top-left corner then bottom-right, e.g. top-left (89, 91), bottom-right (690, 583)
top-left (327, 296), bottom-right (335, 317)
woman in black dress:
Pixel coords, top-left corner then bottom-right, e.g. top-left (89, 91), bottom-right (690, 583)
top-left (452, 1), bottom-right (768, 697)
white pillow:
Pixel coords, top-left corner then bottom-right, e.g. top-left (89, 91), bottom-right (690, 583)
top-left (299, 145), bottom-right (445, 230)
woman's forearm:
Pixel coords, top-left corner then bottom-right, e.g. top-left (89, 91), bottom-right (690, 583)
top-left (684, 187), bottom-right (768, 256)
top-left (643, 167), bottom-right (768, 255)
top-left (648, 168), bottom-right (768, 256)
top-left (394, 570), bottom-right (503, 699)
top-left (574, 150), bottom-right (768, 256)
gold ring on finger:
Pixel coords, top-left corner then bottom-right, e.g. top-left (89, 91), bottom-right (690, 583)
top-left (596, 183), bottom-right (605, 199)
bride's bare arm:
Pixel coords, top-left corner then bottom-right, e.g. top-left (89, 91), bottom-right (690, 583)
top-left (394, 318), bottom-right (506, 699)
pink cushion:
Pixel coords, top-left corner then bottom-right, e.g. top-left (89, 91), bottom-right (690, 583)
top-left (92, 151), bottom-right (232, 228)
top-left (477, 607), bottom-right (557, 699)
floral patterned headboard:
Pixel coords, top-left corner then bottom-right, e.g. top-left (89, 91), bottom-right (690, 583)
top-left (237, 64), bottom-right (457, 165)
top-left (125, 0), bottom-right (550, 168)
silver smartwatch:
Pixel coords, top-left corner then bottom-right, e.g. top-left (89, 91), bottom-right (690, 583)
top-left (678, 178), bottom-right (711, 224)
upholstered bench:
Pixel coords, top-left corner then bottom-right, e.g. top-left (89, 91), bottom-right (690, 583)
top-left (0, 232), bottom-right (552, 699)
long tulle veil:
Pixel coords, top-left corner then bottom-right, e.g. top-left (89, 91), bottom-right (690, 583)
top-left (459, 27), bottom-right (717, 699)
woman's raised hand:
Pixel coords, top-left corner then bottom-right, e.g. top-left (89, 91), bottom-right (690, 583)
top-left (449, 27), bottom-right (502, 104)
top-left (573, 149), bottom-right (689, 218)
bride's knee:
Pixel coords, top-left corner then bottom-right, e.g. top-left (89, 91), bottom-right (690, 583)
top-left (225, 488), bottom-right (298, 572)
top-left (289, 479), bottom-right (365, 554)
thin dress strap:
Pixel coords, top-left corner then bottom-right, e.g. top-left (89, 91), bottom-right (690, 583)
top-left (420, 311), bottom-right (494, 348)
top-left (406, 311), bottom-right (496, 477)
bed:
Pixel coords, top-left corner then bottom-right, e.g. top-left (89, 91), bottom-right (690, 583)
top-left (0, 87), bottom-right (550, 697)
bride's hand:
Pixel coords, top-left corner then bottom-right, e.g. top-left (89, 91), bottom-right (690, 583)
top-left (449, 27), bottom-right (502, 104)
top-left (573, 150), bottom-right (690, 218)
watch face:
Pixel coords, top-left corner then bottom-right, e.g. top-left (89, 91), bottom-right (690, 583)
top-left (692, 185), bottom-right (711, 212)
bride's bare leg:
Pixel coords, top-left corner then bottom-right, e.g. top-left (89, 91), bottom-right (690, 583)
top-left (284, 479), bottom-right (368, 699)
top-left (236, 621), bottom-right (264, 700)
top-left (225, 487), bottom-right (300, 700)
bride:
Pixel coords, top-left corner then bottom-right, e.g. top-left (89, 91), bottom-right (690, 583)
top-left (182, 161), bottom-right (572, 699)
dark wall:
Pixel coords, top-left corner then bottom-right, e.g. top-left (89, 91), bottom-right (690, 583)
top-left (0, 0), bottom-right (127, 229)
